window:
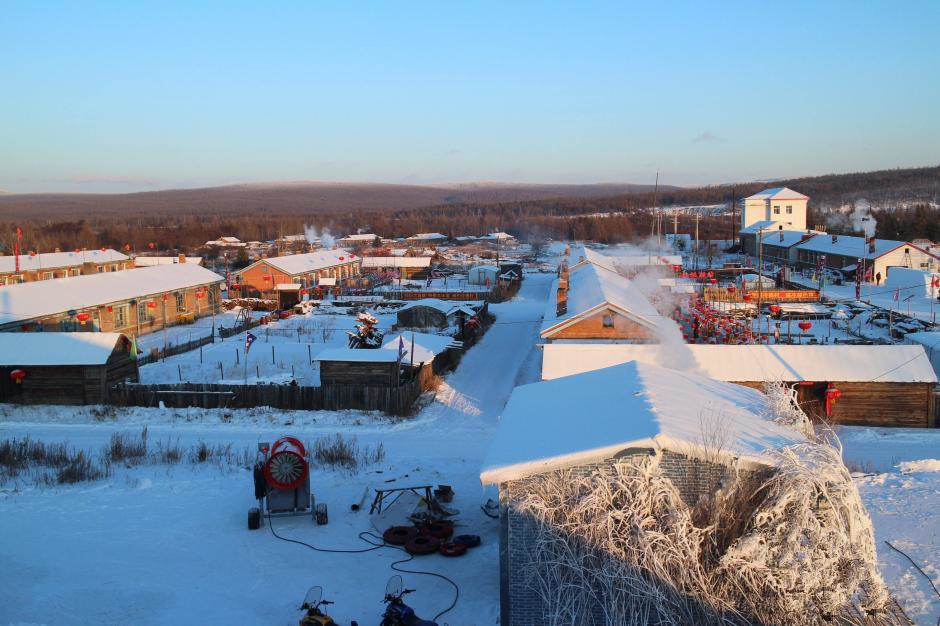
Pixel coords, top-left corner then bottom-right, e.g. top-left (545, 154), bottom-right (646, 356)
top-left (773, 207), bottom-right (781, 215)
top-left (175, 291), bottom-right (185, 310)
top-left (70, 268), bottom-right (80, 276)
top-left (115, 305), bottom-right (129, 327)
top-left (602, 314), bottom-right (614, 328)
top-left (261, 266), bottom-right (268, 273)
top-left (98, 266), bottom-right (104, 273)
top-left (786, 206), bottom-right (793, 214)
top-left (43, 271), bottom-right (53, 280)
top-left (137, 303), bottom-right (149, 323)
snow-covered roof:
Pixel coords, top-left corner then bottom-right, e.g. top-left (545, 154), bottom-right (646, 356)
top-left (739, 220), bottom-right (783, 235)
top-left (315, 348), bottom-right (400, 363)
top-left (0, 264), bottom-right (224, 327)
top-left (274, 283), bottom-right (301, 290)
top-left (317, 277), bottom-right (337, 286)
top-left (480, 360), bottom-right (804, 484)
top-left (381, 332), bottom-right (461, 363)
top-left (407, 233), bottom-right (447, 240)
top-left (0, 249), bottom-right (129, 274)
top-left (470, 264), bottom-right (499, 272)
top-left (278, 234), bottom-right (307, 242)
top-left (249, 249), bottom-right (357, 276)
top-left (541, 261), bottom-right (663, 337)
top-left (481, 232), bottom-right (515, 240)
top-left (761, 230), bottom-right (820, 248)
top-left (340, 233), bottom-right (379, 241)
top-left (795, 234), bottom-right (915, 260)
top-left (0, 332), bottom-right (127, 366)
top-left (397, 298), bottom-right (476, 316)
top-left (361, 256), bottom-right (432, 268)
top-left (541, 344), bottom-right (938, 384)
top-left (745, 187), bottom-right (809, 201)
top-left (133, 256), bottom-right (203, 267)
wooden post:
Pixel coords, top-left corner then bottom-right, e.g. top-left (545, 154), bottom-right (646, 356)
top-left (219, 362), bottom-right (223, 380)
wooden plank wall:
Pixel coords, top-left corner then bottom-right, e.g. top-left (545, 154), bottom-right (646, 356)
top-left (736, 381), bottom-right (932, 427)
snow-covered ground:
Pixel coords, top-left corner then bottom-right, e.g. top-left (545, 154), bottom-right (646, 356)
top-left (139, 307), bottom-right (398, 385)
top-left (0, 274), bottom-right (552, 625)
top-left (840, 426), bottom-right (940, 625)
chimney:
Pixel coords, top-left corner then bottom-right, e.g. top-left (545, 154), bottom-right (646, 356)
top-left (869, 237), bottom-right (875, 254)
top-left (778, 225), bottom-right (784, 242)
top-left (178, 254), bottom-right (186, 264)
top-left (556, 271), bottom-right (569, 317)
top-left (832, 234), bottom-right (838, 244)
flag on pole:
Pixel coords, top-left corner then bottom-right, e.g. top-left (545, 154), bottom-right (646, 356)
top-left (245, 331), bottom-right (257, 354)
top-left (893, 288), bottom-right (899, 302)
top-left (396, 336), bottom-right (407, 365)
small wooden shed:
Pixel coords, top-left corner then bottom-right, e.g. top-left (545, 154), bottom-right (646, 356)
top-left (395, 299), bottom-right (477, 330)
top-left (0, 332), bottom-right (138, 404)
top-left (315, 348), bottom-right (402, 386)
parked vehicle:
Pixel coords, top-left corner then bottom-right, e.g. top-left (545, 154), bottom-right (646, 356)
top-left (381, 576), bottom-right (438, 626)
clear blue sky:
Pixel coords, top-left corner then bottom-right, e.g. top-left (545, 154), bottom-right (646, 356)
top-left (2, 1), bottom-right (938, 193)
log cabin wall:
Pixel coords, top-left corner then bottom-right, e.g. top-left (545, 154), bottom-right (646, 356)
top-left (734, 381), bottom-right (931, 427)
top-left (547, 308), bottom-right (657, 341)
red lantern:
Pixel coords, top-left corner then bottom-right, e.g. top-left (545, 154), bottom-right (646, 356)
top-left (74, 248), bottom-right (81, 253)
top-left (148, 242), bottom-right (156, 249)
top-left (196, 291), bottom-right (205, 299)
top-left (742, 293), bottom-right (752, 302)
top-left (825, 384), bottom-right (842, 417)
top-left (107, 305), bottom-right (113, 312)
top-left (727, 285), bottom-right (736, 292)
top-left (76, 312), bottom-right (91, 323)
top-left (100, 247), bottom-right (107, 252)
top-left (339, 256), bottom-right (345, 261)
top-left (707, 271), bottom-right (714, 278)
top-left (709, 278), bottom-right (717, 284)
top-left (681, 272), bottom-right (689, 279)
top-left (769, 304), bottom-right (781, 314)
top-left (798, 321), bottom-right (812, 332)
top-left (9, 369), bottom-right (26, 384)
top-left (349, 254), bottom-right (355, 259)
top-left (147, 301), bottom-right (157, 309)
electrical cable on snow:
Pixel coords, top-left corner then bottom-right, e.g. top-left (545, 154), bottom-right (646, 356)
top-left (266, 514), bottom-right (459, 622)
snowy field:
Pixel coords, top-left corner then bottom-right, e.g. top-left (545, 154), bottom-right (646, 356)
top-left (840, 426), bottom-right (940, 625)
top-left (0, 274), bottom-right (551, 625)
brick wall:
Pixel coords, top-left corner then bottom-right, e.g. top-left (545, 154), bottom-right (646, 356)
top-left (547, 307), bottom-right (657, 341)
top-left (499, 450), bottom-right (736, 625)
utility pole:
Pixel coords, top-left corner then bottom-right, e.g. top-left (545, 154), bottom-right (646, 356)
top-left (653, 171), bottom-right (661, 248)
top-left (731, 186), bottom-right (736, 244)
top-left (693, 214), bottom-right (701, 270)
top-left (758, 228), bottom-right (764, 342)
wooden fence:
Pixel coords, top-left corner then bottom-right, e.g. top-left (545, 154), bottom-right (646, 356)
top-left (137, 334), bottom-right (215, 366)
top-left (109, 363), bottom-right (433, 415)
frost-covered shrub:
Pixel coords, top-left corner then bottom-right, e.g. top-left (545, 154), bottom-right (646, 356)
top-left (515, 437), bottom-right (889, 624)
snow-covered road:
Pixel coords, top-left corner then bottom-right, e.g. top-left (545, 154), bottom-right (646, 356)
top-left (0, 275), bottom-right (552, 626)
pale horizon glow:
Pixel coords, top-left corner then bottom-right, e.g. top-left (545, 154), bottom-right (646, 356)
top-left (2, 1), bottom-right (939, 194)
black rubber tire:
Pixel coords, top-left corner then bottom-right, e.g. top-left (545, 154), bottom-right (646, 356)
top-left (426, 521), bottom-right (454, 540)
top-left (453, 534), bottom-right (481, 548)
top-left (383, 526), bottom-right (417, 546)
top-left (438, 541), bottom-right (468, 557)
top-left (405, 535), bottom-right (441, 556)
top-left (247, 507), bottom-right (261, 530)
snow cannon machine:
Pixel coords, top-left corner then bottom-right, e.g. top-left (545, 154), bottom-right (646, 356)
top-left (248, 436), bottom-right (317, 529)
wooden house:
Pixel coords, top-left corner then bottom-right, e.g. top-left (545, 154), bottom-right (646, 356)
top-left (0, 333), bottom-right (138, 404)
top-left (541, 343), bottom-right (939, 427)
top-left (360, 256), bottom-right (432, 279)
top-left (233, 249), bottom-right (361, 297)
top-left (481, 360), bottom-right (806, 625)
top-left (0, 264), bottom-right (223, 336)
top-left (1, 249), bottom-right (132, 284)
top-left (540, 258), bottom-right (666, 343)
top-left (395, 299), bottom-right (479, 330)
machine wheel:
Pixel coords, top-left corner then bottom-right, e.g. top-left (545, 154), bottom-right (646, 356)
top-left (247, 507), bottom-right (261, 530)
top-left (439, 541), bottom-right (468, 557)
top-left (405, 535), bottom-right (441, 556)
top-left (383, 526), bottom-right (417, 546)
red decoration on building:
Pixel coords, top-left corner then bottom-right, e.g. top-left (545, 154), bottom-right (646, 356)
top-left (10, 369), bottom-right (26, 384)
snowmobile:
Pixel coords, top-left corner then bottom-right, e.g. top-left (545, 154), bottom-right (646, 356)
top-left (381, 576), bottom-right (438, 626)
top-left (299, 586), bottom-right (338, 626)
